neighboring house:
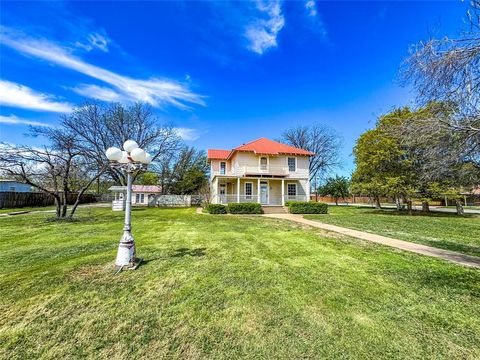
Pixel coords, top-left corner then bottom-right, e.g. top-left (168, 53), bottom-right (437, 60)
top-left (0, 179), bottom-right (32, 192)
top-left (207, 138), bottom-right (314, 206)
top-left (108, 185), bottom-right (162, 206)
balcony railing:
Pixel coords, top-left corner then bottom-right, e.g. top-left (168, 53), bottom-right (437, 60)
top-left (212, 165), bottom-right (291, 177)
top-left (238, 165), bottom-right (289, 176)
top-left (213, 194), bottom-right (308, 205)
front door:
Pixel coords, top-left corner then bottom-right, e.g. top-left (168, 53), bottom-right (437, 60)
top-left (219, 184), bottom-right (227, 204)
top-left (260, 182), bottom-right (268, 204)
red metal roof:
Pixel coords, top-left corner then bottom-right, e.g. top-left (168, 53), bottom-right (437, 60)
top-left (234, 138), bottom-right (314, 156)
top-left (207, 149), bottom-right (231, 160)
top-left (207, 138), bottom-right (314, 160)
top-left (132, 185), bottom-right (162, 193)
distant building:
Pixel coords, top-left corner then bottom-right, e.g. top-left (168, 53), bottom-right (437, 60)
top-left (108, 185), bottom-right (162, 206)
top-left (0, 179), bottom-right (32, 192)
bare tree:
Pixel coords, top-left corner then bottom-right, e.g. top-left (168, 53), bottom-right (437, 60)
top-left (61, 102), bottom-right (182, 184)
top-left (281, 124), bottom-right (341, 198)
top-left (402, 0), bottom-right (480, 169)
top-left (0, 139), bottom-right (105, 219)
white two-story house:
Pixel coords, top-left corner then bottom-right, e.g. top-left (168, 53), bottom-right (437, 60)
top-left (207, 138), bottom-right (314, 206)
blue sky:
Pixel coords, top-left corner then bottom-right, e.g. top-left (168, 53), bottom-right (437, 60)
top-left (0, 1), bottom-right (470, 175)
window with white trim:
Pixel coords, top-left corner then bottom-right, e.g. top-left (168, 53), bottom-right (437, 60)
top-left (136, 193), bottom-right (145, 203)
top-left (220, 161), bottom-right (226, 175)
top-left (260, 157), bottom-right (268, 170)
top-left (287, 183), bottom-right (297, 199)
top-left (288, 157), bottom-right (296, 172)
top-left (245, 182), bottom-right (253, 199)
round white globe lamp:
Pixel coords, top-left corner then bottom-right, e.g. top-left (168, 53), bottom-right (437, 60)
top-left (123, 140), bottom-right (139, 153)
top-left (118, 151), bottom-right (130, 164)
top-left (106, 147), bottom-right (122, 161)
top-left (144, 153), bottom-right (153, 164)
top-left (130, 148), bottom-right (146, 163)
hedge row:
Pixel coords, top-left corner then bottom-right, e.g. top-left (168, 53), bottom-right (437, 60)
top-left (286, 201), bottom-right (328, 214)
top-left (205, 203), bottom-right (263, 214)
top-left (227, 202), bottom-right (263, 214)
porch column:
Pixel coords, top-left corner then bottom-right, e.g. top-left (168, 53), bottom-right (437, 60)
top-left (281, 179), bottom-right (285, 206)
top-left (306, 178), bottom-right (311, 202)
top-left (215, 177), bottom-right (219, 204)
top-left (257, 178), bottom-right (261, 203)
top-left (237, 178), bottom-right (240, 203)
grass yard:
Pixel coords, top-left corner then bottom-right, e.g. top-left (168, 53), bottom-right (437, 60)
top-left (1, 207), bottom-right (479, 359)
top-left (0, 205), bottom-right (56, 215)
top-left (306, 206), bottom-right (480, 257)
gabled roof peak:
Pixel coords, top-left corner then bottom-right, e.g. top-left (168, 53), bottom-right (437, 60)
top-left (207, 137), bottom-right (314, 160)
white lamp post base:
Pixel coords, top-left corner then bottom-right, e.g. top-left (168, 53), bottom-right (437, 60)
top-left (115, 231), bottom-right (142, 270)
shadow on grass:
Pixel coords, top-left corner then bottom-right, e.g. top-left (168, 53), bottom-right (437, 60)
top-left (172, 247), bottom-right (206, 258)
top-left (359, 208), bottom-right (478, 219)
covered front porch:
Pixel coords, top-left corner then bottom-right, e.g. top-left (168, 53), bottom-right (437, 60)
top-left (213, 177), bottom-right (309, 206)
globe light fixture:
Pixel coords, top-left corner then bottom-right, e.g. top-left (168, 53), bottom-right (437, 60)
top-left (105, 140), bottom-right (151, 271)
top-left (106, 147), bottom-right (122, 161)
top-left (123, 140), bottom-right (139, 153)
top-left (130, 148), bottom-right (146, 163)
top-left (118, 151), bottom-right (130, 164)
top-left (145, 153), bottom-right (153, 164)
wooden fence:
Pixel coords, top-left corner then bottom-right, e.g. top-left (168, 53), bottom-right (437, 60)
top-left (0, 192), bottom-right (98, 209)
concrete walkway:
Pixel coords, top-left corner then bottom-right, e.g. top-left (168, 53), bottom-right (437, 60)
top-left (263, 213), bottom-right (480, 268)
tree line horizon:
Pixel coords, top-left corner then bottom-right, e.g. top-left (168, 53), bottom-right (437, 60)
top-left (1, 0), bottom-right (478, 218)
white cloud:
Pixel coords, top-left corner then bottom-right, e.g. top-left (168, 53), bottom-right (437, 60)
top-left (175, 127), bottom-right (200, 141)
top-left (74, 32), bottom-right (110, 52)
top-left (1, 26), bottom-right (205, 109)
top-left (305, 0), bottom-right (317, 17)
top-left (72, 84), bottom-right (125, 102)
top-left (0, 80), bottom-right (73, 113)
top-left (303, 0), bottom-right (327, 38)
top-left (245, 0), bottom-right (285, 55)
top-left (0, 114), bottom-right (53, 127)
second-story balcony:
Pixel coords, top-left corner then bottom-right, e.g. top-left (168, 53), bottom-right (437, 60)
top-left (238, 165), bottom-right (288, 176)
top-left (212, 164), bottom-right (298, 177)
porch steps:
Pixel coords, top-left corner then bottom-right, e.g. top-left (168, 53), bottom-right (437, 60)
top-left (262, 206), bottom-right (288, 214)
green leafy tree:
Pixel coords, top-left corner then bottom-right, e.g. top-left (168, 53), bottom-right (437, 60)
top-left (136, 171), bottom-right (159, 186)
top-left (152, 147), bottom-right (209, 195)
top-left (318, 176), bottom-right (350, 205)
top-left (351, 109), bottom-right (415, 209)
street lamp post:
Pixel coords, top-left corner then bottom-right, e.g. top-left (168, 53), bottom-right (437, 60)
top-left (105, 140), bottom-right (152, 270)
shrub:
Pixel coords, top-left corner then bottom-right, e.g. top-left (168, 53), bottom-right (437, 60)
top-left (205, 204), bottom-right (227, 214)
top-left (287, 201), bottom-right (328, 214)
top-left (227, 202), bottom-right (263, 214)
top-left (285, 200), bottom-right (304, 207)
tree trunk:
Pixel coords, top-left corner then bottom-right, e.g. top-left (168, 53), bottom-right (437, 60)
top-left (455, 199), bottom-right (465, 215)
top-left (395, 196), bottom-right (402, 211)
top-left (421, 200), bottom-right (430, 213)
top-left (69, 170), bottom-right (105, 219)
top-left (54, 195), bottom-right (62, 218)
top-left (61, 192), bottom-right (68, 218)
top-left (374, 196), bottom-right (381, 209)
top-left (407, 199), bottom-right (413, 215)
top-left (335, 197), bottom-right (338, 205)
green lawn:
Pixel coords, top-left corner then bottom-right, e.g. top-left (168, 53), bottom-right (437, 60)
top-left (1, 208), bottom-right (479, 359)
top-left (438, 206), bottom-right (480, 210)
top-left (0, 205), bottom-right (56, 214)
top-left (305, 206), bottom-right (480, 257)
